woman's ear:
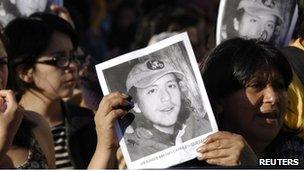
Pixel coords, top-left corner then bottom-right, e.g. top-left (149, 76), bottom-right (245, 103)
top-left (18, 67), bottom-right (34, 83)
top-left (132, 103), bottom-right (141, 113)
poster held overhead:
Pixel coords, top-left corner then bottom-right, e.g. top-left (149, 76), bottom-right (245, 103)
top-left (216, 0), bottom-right (298, 47)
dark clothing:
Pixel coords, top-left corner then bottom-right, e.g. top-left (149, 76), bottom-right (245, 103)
top-left (264, 132), bottom-right (304, 168)
top-left (17, 136), bottom-right (49, 169)
top-left (61, 101), bottom-right (97, 169)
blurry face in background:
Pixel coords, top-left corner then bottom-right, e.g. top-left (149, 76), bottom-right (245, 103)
top-left (12, 0), bottom-right (48, 16)
top-left (0, 40), bottom-right (8, 89)
top-left (234, 11), bottom-right (277, 42)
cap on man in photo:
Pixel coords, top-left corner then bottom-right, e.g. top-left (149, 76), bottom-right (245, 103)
top-left (237, 0), bottom-right (283, 23)
top-left (126, 59), bottom-right (185, 92)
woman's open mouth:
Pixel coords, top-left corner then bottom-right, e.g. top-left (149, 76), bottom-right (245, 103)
top-left (257, 111), bottom-right (280, 127)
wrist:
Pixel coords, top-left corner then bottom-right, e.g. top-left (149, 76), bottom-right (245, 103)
top-left (89, 143), bottom-right (118, 169)
top-left (96, 142), bottom-right (118, 154)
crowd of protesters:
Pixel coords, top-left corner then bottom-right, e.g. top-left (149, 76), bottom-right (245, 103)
top-left (0, 0), bottom-right (304, 169)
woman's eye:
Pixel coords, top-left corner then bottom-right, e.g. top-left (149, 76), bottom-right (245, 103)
top-left (147, 88), bottom-right (157, 95)
top-left (248, 83), bottom-right (264, 90)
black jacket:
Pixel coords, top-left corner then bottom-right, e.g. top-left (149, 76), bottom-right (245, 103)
top-left (63, 102), bottom-right (97, 169)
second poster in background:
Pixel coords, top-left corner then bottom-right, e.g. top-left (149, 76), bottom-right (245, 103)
top-left (216, 0), bottom-right (298, 47)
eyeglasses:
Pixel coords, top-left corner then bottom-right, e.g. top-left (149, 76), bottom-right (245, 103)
top-left (36, 55), bottom-right (82, 68)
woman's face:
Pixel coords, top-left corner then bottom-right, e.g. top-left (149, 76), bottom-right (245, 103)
top-left (0, 40), bottom-right (7, 89)
top-left (32, 31), bottom-right (78, 100)
top-left (221, 68), bottom-right (287, 144)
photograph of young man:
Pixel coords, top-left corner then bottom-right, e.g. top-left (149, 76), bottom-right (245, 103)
top-left (124, 58), bottom-right (211, 161)
top-left (232, 0), bottom-right (283, 42)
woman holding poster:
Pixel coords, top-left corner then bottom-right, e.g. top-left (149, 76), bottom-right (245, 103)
top-left (90, 38), bottom-right (304, 169)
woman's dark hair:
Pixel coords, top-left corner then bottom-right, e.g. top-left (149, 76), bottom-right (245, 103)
top-left (202, 38), bottom-right (293, 112)
top-left (4, 12), bottom-right (78, 97)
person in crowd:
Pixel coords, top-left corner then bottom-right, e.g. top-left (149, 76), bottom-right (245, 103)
top-left (64, 46), bottom-right (103, 112)
top-left (221, 0), bottom-right (283, 43)
top-left (132, 5), bottom-right (211, 65)
top-left (77, 47), bottom-right (103, 111)
top-left (89, 38), bottom-right (304, 169)
top-left (0, 31), bottom-right (55, 168)
top-left (106, 1), bottom-right (138, 59)
top-left (4, 13), bottom-right (96, 169)
top-left (280, 0), bottom-right (304, 140)
top-left (191, 38), bottom-right (303, 167)
top-left (124, 58), bottom-right (211, 161)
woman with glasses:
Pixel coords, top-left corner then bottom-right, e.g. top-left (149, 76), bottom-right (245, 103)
top-left (4, 13), bottom-right (96, 169)
top-left (0, 31), bottom-right (55, 168)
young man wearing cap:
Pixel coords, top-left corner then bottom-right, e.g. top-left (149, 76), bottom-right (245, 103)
top-left (124, 59), bottom-right (211, 161)
top-left (232, 0), bottom-right (283, 42)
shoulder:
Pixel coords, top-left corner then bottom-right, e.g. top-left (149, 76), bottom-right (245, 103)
top-left (124, 128), bottom-right (157, 161)
top-left (24, 111), bottom-right (56, 169)
top-left (125, 127), bottom-right (168, 151)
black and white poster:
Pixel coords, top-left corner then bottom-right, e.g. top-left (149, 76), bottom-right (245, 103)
top-left (96, 33), bottom-right (218, 169)
top-left (0, 0), bottom-right (63, 27)
top-left (216, 0), bottom-right (298, 47)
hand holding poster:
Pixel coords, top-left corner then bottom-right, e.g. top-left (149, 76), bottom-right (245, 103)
top-left (95, 33), bottom-right (218, 169)
top-left (216, 0), bottom-right (298, 47)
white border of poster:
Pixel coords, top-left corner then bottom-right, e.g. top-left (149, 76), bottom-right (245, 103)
top-left (96, 33), bottom-right (218, 169)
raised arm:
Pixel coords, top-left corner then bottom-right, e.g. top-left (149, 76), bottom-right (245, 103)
top-left (0, 90), bottom-right (23, 166)
top-left (88, 92), bottom-right (133, 169)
